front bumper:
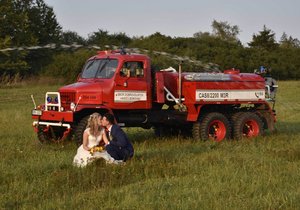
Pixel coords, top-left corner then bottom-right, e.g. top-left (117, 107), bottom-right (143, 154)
top-left (32, 121), bottom-right (71, 128)
top-left (32, 110), bottom-right (74, 130)
top-left (32, 110), bottom-right (73, 122)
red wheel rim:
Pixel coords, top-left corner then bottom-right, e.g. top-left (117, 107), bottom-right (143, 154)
top-left (242, 120), bottom-right (260, 137)
top-left (208, 120), bottom-right (226, 142)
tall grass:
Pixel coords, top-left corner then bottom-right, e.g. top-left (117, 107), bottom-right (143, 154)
top-left (0, 81), bottom-right (300, 209)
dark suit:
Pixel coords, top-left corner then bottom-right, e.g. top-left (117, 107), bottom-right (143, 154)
top-left (106, 124), bottom-right (134, 161)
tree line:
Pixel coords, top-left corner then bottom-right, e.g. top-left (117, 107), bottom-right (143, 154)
top-left (1, 0), bottom-right (300, 84)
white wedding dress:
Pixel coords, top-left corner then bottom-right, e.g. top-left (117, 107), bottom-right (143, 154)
top-left (73, 128), bottom-right (114, 167)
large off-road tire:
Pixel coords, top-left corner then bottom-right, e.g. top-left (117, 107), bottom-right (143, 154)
top-left (74, 116), bottom-right (89, 145)
top-left (230, 112), bottom-right (243, 137)
top-left (37, 125), bottom-right (66, 143)
top-left (232, 112), bottom-right (264, 140)
top-left (193, 112), bottom-right (231, 142)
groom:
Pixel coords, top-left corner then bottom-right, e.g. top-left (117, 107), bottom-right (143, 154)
top-left (102, 113), bottom-right (134, 161)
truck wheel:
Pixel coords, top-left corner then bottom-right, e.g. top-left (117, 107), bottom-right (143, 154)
top-left (193, 112), bottom-right (231, 142)
top-left (232, 112), bottom-right (264, 139)
top-left (230, 112), bottom-right (243, 137)
top-left (74, 116), bottom-right (89, 145)
top-left (37, 125), bottom-right (65, 143)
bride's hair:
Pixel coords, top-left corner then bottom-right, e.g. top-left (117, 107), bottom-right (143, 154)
top-left (87, 113), bottom-right (102, 136)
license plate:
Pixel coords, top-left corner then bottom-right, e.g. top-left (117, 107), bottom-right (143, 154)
top-left (32, 109), bottom-right (42, 116)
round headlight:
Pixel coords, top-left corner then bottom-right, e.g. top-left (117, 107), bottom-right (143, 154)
top-left (70, 102), bottom-right (75, 111)
top-left (54, 97), bottom-right (59, 103)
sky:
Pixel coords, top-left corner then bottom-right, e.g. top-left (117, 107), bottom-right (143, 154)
top-left (44, 0), bottom-right (300, 45)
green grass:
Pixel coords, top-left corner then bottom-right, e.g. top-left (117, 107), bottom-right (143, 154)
top-left (1, 81), bottom-right (300, 209)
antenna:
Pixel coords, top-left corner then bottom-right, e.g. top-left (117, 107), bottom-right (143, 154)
top-left (31, 95), bottom-right (37, 109)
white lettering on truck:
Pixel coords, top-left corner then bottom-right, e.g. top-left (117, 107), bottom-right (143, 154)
top-left (196, 90), bottom-right (265, 101)
top-left (114, 90), bottom-right (147, 102)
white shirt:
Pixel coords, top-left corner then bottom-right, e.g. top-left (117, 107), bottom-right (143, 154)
top-left (107, 125), bottom-right (112, 134)
top-left (107, 125), bottom-right (112, 142)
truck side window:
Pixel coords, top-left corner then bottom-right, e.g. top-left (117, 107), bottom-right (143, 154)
top-left (135, 62), bottom-right (144, 77)
top-left (120, 62), bottom-right (144, 78)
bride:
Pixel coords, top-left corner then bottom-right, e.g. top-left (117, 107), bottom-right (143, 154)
top-left (73, 113), bottom-right (112, 167)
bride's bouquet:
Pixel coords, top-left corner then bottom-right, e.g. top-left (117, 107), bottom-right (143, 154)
top-left (89, 146), bottom-right (104, 155)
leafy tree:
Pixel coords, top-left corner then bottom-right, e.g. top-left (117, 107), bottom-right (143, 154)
top-left (27, 0), bottom-right (61, 45)
top-left (61, 31), bottom-right (86, 45)
top-left (248, 25), bottom-right (279, 50)
top-left (0, 0), bottom-right (61, 46)
top-left (211, 20), bottom-right (241, 43)
top-left (0, 0), bottom-right (34, 45)
top-left (111, 32), bottom-right (131, 47)
top-left (279, 32), bottom-right (300, 49)
top-left (191, 28), bottom-right (243, 71)
top-left (131, 32), bottom-right (172, 52)
top-left (87, 29), bottom-right (131, 48)
top-left (25, 0), bottom-right (62, 75)
top-left (42, 49), bottom-right (96, 83)
top-left (0, 0), bottom-right (62, 78)
top-left (193, 31), bottom-right (211, 39)
top-left (0, 0), bottom-right (32, 77)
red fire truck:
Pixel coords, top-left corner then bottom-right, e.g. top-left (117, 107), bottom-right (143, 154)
top-left (31, 49), bottom-right (277, 144)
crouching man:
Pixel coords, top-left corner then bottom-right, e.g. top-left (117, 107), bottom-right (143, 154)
top-left (102, 113), bottom-right (134, 162)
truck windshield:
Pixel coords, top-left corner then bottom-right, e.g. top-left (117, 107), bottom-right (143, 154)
top-left (81, 59), bottom-right (118, 79)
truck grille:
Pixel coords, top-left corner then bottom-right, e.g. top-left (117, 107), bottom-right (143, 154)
top-left (60, 92), bottom-right (76, 109)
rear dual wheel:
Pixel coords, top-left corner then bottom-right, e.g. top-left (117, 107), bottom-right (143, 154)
top-left (193, 112), bottom-right (231, 142)
top-left (232, 112), bottom-right (264, 139)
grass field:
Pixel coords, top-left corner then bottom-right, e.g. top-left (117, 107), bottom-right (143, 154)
top-left (0, 81), bottom-right (300, 209)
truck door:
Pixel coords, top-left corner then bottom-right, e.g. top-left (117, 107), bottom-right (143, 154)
top-left (114, 61), bottom-right (151, 109)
